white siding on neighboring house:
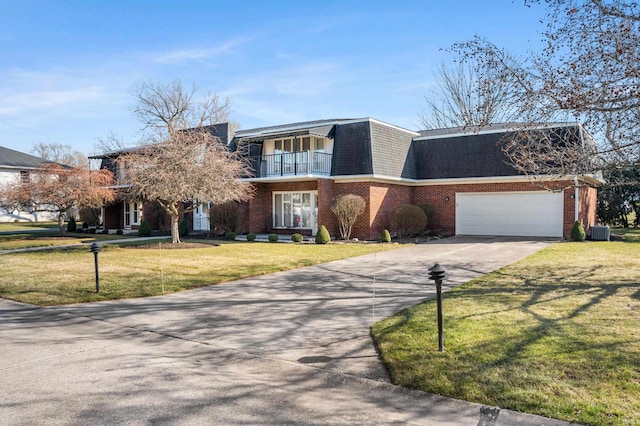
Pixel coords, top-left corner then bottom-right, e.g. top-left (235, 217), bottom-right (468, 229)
top-left (0, 167), bottom-right (58, 222)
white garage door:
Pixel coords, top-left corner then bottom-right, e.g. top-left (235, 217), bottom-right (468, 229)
top-left (456, 192), bottom-right (564, 237)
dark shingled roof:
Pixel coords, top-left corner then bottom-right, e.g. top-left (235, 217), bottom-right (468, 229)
top-left (0, 146), bottom-right (49, 168)
top-left (411, 132), bottom-right (518, 179)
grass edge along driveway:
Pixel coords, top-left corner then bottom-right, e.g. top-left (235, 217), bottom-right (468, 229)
top-left (372, 230), bottom-right (640, 426)
top-left (0, 240), bottom-right (398, 306)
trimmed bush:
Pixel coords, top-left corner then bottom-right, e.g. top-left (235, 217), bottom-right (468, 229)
top-left (315, 225), bottom-right (331, 244)
top-left (246, 233), bottom-right (257, 242)
top-left (380, 229), bottom-right (391, 243)
top-left (417, 204), bottom-right (437, 226)
top-left (570, 221), bottom-right (586, 241)
top-left (67, 217), bottom-right (77, 233)
top-left (82, 221), bottom-right (89, 230)
top-left (226, 232), bottom-right (236, 241)
top-left (138, 220), bottom-right (151, 237)
top-left (116, 229), bottom-right (124, 235)
top-left (390, 204), bottom-right (427, 238)
top-left (291, 233), bottom-right (303, 243)
top-left (101, 229), bottom-right (109, 235)
top-left (268, 233), bottom-right (279, 243)
top-left (179, 219), bottom-right (189, 237)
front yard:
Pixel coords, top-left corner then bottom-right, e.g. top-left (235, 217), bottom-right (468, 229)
top-left (0, 240), bottom-right (397, 306)
top-left (372, 229), bottom-right (640, 426)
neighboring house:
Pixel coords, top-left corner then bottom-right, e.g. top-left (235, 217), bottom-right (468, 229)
top-left (94, 118), bottom-right (600, 239)
top-left (0, 146), bottom-right (58, 222)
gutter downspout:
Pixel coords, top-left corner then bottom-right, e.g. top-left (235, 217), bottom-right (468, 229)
top-left (574, 176), bottom-right (579, 222)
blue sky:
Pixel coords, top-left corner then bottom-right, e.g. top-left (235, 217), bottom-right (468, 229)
top-left (0, 1), bottom-right (547, 155)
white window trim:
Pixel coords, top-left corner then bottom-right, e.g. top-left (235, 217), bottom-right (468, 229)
top-left (272, 190), bottom-right (318, 231)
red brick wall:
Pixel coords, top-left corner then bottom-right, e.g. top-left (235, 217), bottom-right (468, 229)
top-left (579, 185), bottom-right (598, 233)
top-left (245, 178), bottom-right (597, 240)
top-left (104, 202), bottom-right (123, 229)
top-left (369, 184), bottom-right (412, 239)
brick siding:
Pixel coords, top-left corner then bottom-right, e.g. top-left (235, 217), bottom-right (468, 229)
top-left (246, 178), bottom-right (597, 240)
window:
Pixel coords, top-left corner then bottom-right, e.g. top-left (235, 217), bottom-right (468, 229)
top-left (19, 170), bottom-right (30, 184)
top-left (124, 202), bottom-right (142, 228)
top-left (273, 191), bottom-right (317, 230)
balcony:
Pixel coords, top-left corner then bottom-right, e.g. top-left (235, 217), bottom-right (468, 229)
top-left (247, 151), bottom-right (332, 178)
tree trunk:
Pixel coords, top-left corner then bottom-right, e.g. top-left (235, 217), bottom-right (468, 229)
top-left (171, 214), bottom-right (180, 244)
top-left (58, 212), bottom-right (65, 237)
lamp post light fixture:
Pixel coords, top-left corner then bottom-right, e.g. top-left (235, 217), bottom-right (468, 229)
top-left (428, 263), bottom-right (446, 352)
top-left (90, 242), bottom-right (102, 293)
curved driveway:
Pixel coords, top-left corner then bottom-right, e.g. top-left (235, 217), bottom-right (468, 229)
top-left (1, 236), bottom-right (571, 425)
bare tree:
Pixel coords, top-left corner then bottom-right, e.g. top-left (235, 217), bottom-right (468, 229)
top-left (502, 124), bottom-right (600, 191)
top-left (452, 0), bottom-right (640, 177)
top-left (330, 194), bottom-right (366, 240)
top-left (132, 80), bottom-right (233, 140)
top-left (93, 131), bottom-right (129, 156)
top-left (31, 142), bottom-right (89, 168)
top-left (0, 164), bottom-right (115, 236)
top-left (418, 61), bottom-right (520, 129)
top-left (117, 129), bottom-right (253, 244)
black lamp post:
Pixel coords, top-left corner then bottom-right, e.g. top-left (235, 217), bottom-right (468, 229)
top-left (90, 242), bottom-right (101, 293)
top-left (428, 263), bottom-right (446, 352)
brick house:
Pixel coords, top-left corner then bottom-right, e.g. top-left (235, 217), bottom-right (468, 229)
top-left (93, 118), bottom-right (600, 239)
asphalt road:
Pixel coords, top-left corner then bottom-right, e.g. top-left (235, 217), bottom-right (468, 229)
top-left (0, 236), bottom-right (572, 425)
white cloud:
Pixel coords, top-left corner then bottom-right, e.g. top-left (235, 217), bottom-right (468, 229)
top-left (152, 37), bottom-right (252, 64)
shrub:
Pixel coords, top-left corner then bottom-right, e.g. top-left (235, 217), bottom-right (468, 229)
top-left (116, 229), bottom-right (124, 235)
top-left (67, 217), bottom-right (77, 233)
top-left (246, 233), bottom-right (257, 242)
top-left (78, 207), bottom-right (101, 227)
top-left (291, 233), bottom-right (303, 243)
top-left (88, 228), bottom-right (96, 234)
top-left (315, 225), bottom-right (331, 244)
top-left (101, 229), bottom-right (109, 234)
top-left (268, 233), bottom-right (279, 243)
top-left (209, 202), bottom-right (246, 234)
top-left (82, 221), bottom-right (89, 229)
top-left (417, 204), bottom-right (437, 226)
top-left (570, 221), bottom-right (586, 241)
top-left (331, 194), bottom-right (366, 240)
top-left (390, 205), bottom-right (427, 238)
top-left (380, 229), bottom-right (391, 243)
top-left (179, 219), bottom-right (189, 237)
top-left (138, 220), bottom-right (151, 237)
top-left (226, 232), bottom-right (236, 241)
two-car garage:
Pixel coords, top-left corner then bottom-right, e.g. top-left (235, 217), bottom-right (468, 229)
top-left (455, 192), bottom-right (564, 238)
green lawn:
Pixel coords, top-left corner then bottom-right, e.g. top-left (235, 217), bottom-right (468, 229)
top-left (0, 232), bottom-right (142, 250)
top-left (0, 240), bottom-right (397, 306)
top-left (372, 229), bottom-right (640, 426)
top-left (0, 221), bottom-right (58, 232)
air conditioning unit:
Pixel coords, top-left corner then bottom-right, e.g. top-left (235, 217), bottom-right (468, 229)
top-left (590, 225), bottom-right (610, 241)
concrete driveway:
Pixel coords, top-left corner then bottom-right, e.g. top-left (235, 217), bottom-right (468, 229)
top-left (0, 236), bottom-right (570, 425)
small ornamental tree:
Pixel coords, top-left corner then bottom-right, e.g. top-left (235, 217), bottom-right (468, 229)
top-left (570, 221), bottom-right (586, 242)
top-left (0, 163), bottom-right (115, 236)
top-left (390, 205), bottom-right (427, 238)
top-left (315, 225), bottom-right (331, 244)
top-left (117, 130), bottom-right (253, 244)
top-left (380, 229), bottom-right (391, 243)
top-left (67, 217), bottom-right (77, 233)
top-left (138, 219), bottom-right (151, 237)
top-left (330, 194), bottom-right (366, 240)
